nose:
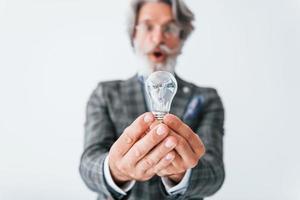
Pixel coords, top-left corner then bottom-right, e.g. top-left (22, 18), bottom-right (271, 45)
top-left (151, 27), bottom-right (164, 45)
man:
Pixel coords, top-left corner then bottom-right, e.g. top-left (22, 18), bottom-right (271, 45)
top-left (79, 0), bottom-right (225, 199)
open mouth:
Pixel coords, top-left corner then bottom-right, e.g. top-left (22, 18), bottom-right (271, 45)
top-left (151, 50), bottom-right (166, 62)
top-left (154, 51), bottom-right (163, 58)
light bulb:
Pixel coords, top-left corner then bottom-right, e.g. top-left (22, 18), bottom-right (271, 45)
top-left (145, 71), bottom-right (178, 121)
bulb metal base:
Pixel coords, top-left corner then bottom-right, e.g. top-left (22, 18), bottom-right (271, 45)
top-left (152, 111), bottom-right (168, 122)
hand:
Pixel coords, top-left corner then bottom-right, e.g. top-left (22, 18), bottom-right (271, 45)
top-left (108, 112), bottom-right (178, 185)
top-left (154, 114), bottom-right (206, 183)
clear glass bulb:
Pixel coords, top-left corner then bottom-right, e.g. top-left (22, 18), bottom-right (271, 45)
top-left (145, 71), bottom-right (178, 121)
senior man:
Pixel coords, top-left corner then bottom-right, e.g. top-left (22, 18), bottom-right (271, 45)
top-left (79, 0), bottom-right (225, 199)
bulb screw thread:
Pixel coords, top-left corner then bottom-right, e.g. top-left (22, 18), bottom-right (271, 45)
top-left (152, 111), bottom-right (168, 122)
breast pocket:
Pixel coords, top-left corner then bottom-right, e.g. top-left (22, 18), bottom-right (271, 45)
top-left (183, 95), bottom-right (204, 131)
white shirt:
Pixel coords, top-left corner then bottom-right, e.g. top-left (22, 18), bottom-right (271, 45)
top-left (103, 155), bottom-right (191, 196)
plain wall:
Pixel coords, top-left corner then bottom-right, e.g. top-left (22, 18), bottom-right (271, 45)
top-left (0, 0), bottom-right (299, 199)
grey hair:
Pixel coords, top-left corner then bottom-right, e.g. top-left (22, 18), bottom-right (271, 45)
top-left (127, 0), bottom-right (195, 46)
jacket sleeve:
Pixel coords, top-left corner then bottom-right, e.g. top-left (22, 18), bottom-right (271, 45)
top-left (182, 88), bottom-right (225, 199)
top-left (79, 83), bottom-right (128, 200)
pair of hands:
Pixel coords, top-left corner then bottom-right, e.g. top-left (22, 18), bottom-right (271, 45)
top-left (108, 112), bottom-right (205, 186)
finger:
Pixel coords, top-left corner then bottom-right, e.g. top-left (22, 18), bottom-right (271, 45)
top-left (169, 130), bottom-right (201, 168)
top-left (138, 119), bottom-right (160, 139)
top-left (113, 112), bottom-right (155, 157)
top-left (152, 150), bottom-right (176, 175)
top-left (136, 135), bottom-right (177, 172)
top-left (168, 151), bottom-right (185, 171)
top-left (149, 120), bottom-right (160, 130)
top-left (163, 114), bottom-right (205, 156)
top-left (138, 120), bottom-right (160, 139)
top-left (123, 123), bottom-right (169, 166)
top-left (156, 165), bottom-right (178, 177)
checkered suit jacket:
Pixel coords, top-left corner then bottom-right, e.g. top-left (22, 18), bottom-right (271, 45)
top-left (79, 74), bottom-right (225, 200)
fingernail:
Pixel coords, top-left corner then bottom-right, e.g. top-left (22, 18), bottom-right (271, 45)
top-left (165, 139), bottom-right (175, 148)
top-left (157, 126), bottom-right (166, 135)
top-left (144, 113), bottom-right (154, 123)
top-left (165, 153), bottom-right (174, 160)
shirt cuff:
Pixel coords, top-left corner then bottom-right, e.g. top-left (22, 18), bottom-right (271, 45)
top-left (161, 169), bottom-right (192, 195)
top-left (103, 155), bottom-right (136, 195)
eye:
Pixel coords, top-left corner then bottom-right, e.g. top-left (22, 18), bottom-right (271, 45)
top-left (136, 23), bottom-right (153, 33)
top-left (163, 23), bottom-right (180, 35)
top-left (164, 25), bottom-right (173, 33)
top-left (145, 24), bottom-right (154, 32)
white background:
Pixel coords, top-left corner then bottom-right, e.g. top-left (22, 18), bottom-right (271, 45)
top-left (0, 0), bottom-right (299, 199)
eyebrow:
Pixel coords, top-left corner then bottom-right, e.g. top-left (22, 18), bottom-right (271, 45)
top-left (138, 19), bottom-right (176, 25)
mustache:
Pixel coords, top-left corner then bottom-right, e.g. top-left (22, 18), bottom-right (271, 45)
top-left (144, 43), bottom-right (181, 56)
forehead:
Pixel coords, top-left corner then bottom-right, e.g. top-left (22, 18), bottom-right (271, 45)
top-left (137, 2), bottom-right (174, 24)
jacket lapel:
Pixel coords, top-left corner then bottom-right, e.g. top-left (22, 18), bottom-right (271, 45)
top-left (120, 74), bottom-right (148, 124)
top-left (170, 74), bottom-right (195, 120)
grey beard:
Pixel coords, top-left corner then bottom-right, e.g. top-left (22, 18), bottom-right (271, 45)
top-left (133, 40), bottom-right (181, 78)
top-left (136, 53), bottom-right (177, 78)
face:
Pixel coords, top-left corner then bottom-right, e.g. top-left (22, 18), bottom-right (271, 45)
top-left (133, 2), bottom-right (182, 75)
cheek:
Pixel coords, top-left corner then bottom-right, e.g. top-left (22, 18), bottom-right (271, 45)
top-left (165, 37), bottom-right (181, 49)
top-left (137, 36), bottom-right (156, 53)
top-left (135, 34), bottom-right (149, 48)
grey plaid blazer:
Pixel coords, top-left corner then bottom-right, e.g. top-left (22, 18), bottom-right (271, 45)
top-left (79, 74), bottom-right (225, 200)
